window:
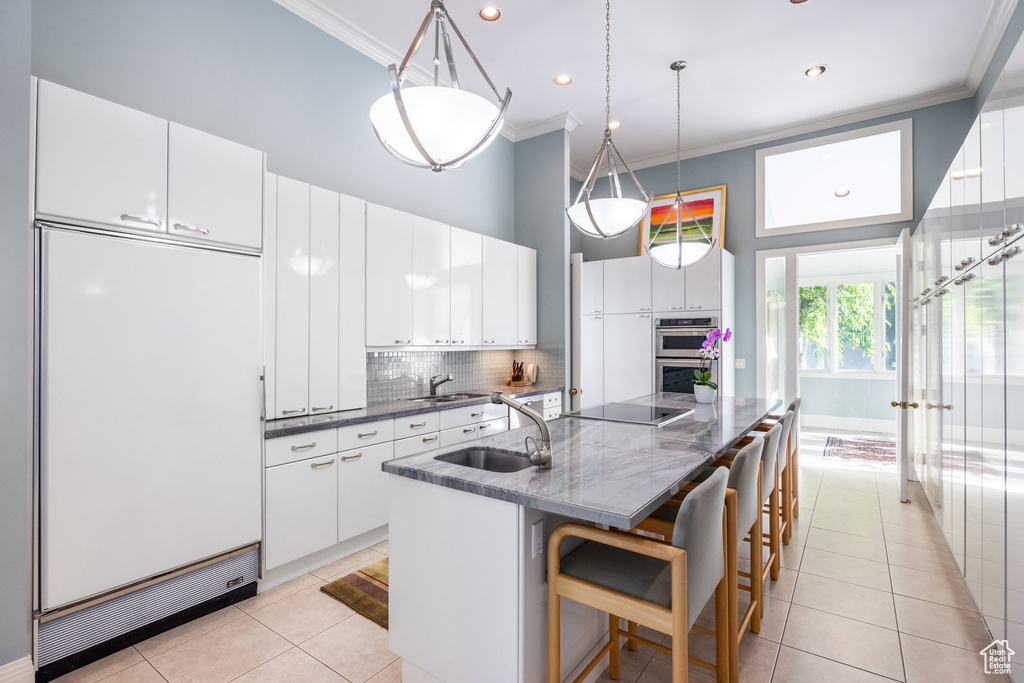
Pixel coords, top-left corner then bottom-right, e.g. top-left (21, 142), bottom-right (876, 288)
top-left (798, 279), bottom-right (895, 374)
top-left (756, 119), bottom-right (913, 237)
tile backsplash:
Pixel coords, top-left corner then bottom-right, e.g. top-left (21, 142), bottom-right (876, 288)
top-left (365, 346), bottom-right (565, 403)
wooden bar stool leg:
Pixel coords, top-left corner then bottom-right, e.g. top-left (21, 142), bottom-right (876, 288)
top-left (608, 614), bottom-right (620, 679)
top-left (670, 556), bottom-right (688, 683)
top-left (548, 569), bottom-right (561, 682)
top-left (626, 620), bottom-right (638, 651)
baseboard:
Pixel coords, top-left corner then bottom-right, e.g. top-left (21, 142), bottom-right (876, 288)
top-left (801, 414), bottom-right (894, 436)
top-left (259, 526), bottom-right (387, 592)
top-left (0, 656), bottom-right (34, 683)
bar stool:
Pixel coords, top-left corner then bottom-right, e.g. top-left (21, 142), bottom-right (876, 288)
top-left (755, 399), bottom-right (801, 520)
top-left (756, 411), bottom-right (794, 545)
top-left (633, 439), bottom-right (763, 683)
top-left (547, 467), bottom-right (731, 683)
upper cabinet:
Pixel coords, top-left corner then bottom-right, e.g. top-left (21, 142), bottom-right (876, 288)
top-left (274, 176), bottom-right (311, 418)
top-left (366, 204), bottom-right (414, 346)
top-left (684, 250), bottom-right (723, 312)
top-left (308, 186), bottom-right (341, 414)
top-left (411, 217), bottom-right (452, 346)
top-left (603, 255), bottom-right (652, 314)
top-left (482, 236), bottom-right (519, 346)
top-left (651, 265), bottom-right (686, 313)
top-left (517, 246), bottom-right (537, 346)
top-left (581, 261), bottom-right (604, 314)
top-left (450, 228), bottom-right (483, 346)
top-left (35, 81), bottom-right (263, 251)
top-left (167, 123), bottom-right (263, 250)
top-left (36, 80), bottom-right (168, 234)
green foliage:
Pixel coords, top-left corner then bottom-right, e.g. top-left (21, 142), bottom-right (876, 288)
top-left (836, 282), bottom-right (874, 366)
top-left (692, 369), bottom-right (713, 386)
top-left (799, 286), bottom-right (828, 365)
top-left (800, 282), bottom-right (891, 369)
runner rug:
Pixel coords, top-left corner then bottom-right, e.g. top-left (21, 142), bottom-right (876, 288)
top-left (320, 558), bottom-right (389, 629)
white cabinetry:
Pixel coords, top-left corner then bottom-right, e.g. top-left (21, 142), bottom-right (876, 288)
top-left (450, 228), bottom-right (483, 346)
top-left (265, 454), bottom-right (338, 570)
top-left (603, 256), bottom-right (652, 314)
top-left (603, 314), bottom-right (653, 403)
top-left (366, 204), bottom-right (413, 346)
top-left (582, 261), bottom-right (604, 314)
top-left (652, 264), bottom-right (686, 313)
top-left (274, 176), bottom-right (311, 418)
top-left (579, 314), bottom-right (605, 409)
top-left (412, 217), bottom-right (451, 346)
top-left (684, 251), bottom-right (723, 312)
top-left (337, 442), bottom-right (395, 541)
top-left (517, 246), bottom-right (537, 345)
top-left (482, 236), bottom-right (519, 346)
top-left (167, 122), bottom-right (263, 249)
top-left (339, 195), bottom-right (367, 409)
top-left (35, 79), bottom-right (168, 234)
top-left (308, 186), bottom-right (340, 414)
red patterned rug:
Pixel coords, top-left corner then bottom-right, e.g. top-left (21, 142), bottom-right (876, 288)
top-left (823, 436), bottom-right (897, 463)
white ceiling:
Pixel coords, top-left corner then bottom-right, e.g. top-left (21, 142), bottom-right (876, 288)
top-left (276, 0), bottom-right (1015, 176)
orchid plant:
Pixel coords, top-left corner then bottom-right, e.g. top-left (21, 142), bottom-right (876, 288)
top-left (695, 327), bottom-right (732, 389)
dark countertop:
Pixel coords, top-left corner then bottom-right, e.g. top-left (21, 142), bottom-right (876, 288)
top-left (382, 394), bottom-right (779, 528)
top-left (264, 385), bottom-right (564, 439)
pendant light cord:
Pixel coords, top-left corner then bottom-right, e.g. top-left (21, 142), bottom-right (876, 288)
top-left (605, 0), bottom-right (611, 133)
top-left (676, 68), bottom-right (682, 196)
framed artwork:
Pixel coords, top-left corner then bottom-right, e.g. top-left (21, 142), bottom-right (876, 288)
top-left (638, 184), bottom-right (727, 256)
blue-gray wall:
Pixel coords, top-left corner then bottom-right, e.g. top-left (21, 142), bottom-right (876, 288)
top-left (800, 376), bottom-right (897, 423)
top-left (31, 0), bottom-right (515, 240)
top-left (0, 0), bottom-right (33, 667)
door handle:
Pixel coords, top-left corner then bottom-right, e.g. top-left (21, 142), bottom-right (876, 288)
top-left (341, 453), bottom-right (363, 461)
top-left (409, 421), bottom-right (427, 428)
top-left (120, 213), bottom-right (162, 227)
top-left (311, 405), bottom-right (333, 412)
top-left (291, 442), bottom-right (317, 451)
top-left (570, 388), bottom-right (578, 395)
top-left (310, 458), bottom-right (335, 469)
top-left (281, 407), bottom-right (307, 415)
top-left (357, 430), bottom-right (378, 438)
top-left (172, 222), bottom-right (210, 236)
top-left (463, 427), bottom-right (477, 434)
top-left (908, 402), bottom-right (919, 409)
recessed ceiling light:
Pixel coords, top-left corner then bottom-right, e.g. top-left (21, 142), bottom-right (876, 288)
top-left (804, 64), bottom-right (827, 78)
top-left (834, 188), bottom-right (850, 198)
top-left (479, 6), bottom-right (500, 20)
top-left (608, 120), bottom-right (621, 130)
top-left (554, 74), bottom-right (573, 86)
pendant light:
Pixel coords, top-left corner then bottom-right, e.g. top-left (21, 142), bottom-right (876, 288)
top-left (645, 61), bottom-right (716, 269)
top-left (369, 0), bottom-right (512, 172)
top-left (566, 0), bottom-right (650, 239)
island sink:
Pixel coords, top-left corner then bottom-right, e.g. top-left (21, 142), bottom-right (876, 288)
top-left (433, 447), bottom-right (534, 473)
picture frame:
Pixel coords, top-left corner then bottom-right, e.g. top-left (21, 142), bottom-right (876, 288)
top-left (638, 184), bottom-right (727, 256)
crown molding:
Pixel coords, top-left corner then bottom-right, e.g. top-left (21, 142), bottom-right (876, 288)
top-left (963, 0), bottom-right (1020, 93)
top-left (502, 112), bottom-right (583, 143)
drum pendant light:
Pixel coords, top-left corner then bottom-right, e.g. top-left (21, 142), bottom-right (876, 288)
top-left (646, 61), bottom-right (716, 269)
top-left (566, 0), bottom-right (650, 239)
top-left (369, 0), bottom-right (512, 172)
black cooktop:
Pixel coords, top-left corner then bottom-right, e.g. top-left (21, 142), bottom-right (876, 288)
top-left (563, 403), bottom-right (693, 427)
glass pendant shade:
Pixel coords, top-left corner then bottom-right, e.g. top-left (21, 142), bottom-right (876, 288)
top-left (370, 0), bottom-right (511, 172)
top-left (567, 133), bottom-right (650, 239)
top-left (647, 195), bottom-right (716, 269)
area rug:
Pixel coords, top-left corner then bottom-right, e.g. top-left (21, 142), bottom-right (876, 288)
top-left (823, 436), bottom-right (896, 463)
top-left (320, 558), bottom-right (389, 628)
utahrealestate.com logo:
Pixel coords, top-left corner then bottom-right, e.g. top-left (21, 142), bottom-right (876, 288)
top-left (980, 640), bottom-right (1015, 675)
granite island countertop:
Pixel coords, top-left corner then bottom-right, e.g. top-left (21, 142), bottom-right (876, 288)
top-left (264, 385), bottom-right (564, 439)
top-left (382, 394), bottom-right (779, 528)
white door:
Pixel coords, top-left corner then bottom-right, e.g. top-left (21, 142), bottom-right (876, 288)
top-left (895, 229), bottom-right (913, 502)
top-left (366, 204), bottom-right (413, 346)
top-left (338, 194), bottom-right (367, 410)
top-left (651, 264), bottom-right (686, 313)
top-left (275, 177), bottom-right (310, 418)
top-left (603, 256), bottom-right (652, 314)
top-left (309, 186), bottom-right (340, 414)
top-left (481, 236), bottom-right (518, 345)
top-left (517, 246), bottom-right (537, 345)
top-left (35, 80), bottom-right (168, 233)
top-left (580, 315), bottom-right (605, 408)
top-left (167, 122), bottom-right (264, 249)
top-left (265, 455), bottom-right (339, 570)
top-left (412, 217), bottom-right (451, 346)
top-left (603, 313), bottom-right (653, 403)
top-left (337, 442), bottom-right (394, 541)
top-left (450, 228), bottom-right (483, 346)
top-left (684, 250), bottom-right (722, 312)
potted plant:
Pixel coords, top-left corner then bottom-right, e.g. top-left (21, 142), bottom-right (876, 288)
top-left (694, 327), bottom-right (731, 404)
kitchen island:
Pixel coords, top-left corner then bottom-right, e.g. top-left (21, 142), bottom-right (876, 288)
top-left (383, 394), bottom-right (778, 683)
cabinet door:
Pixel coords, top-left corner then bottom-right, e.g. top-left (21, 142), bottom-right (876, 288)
top-left (337, 442), bottom-right (393, 541)
top-left (338, 195), bottom-right (367, 410)
top-left (366, 204), bottom-right (413, 346)
top-left (981, 104), bottom-right (1006, 260)
top-left (275, 177), bottom-right (310, 418)
top-left (35, 80), bottom-right (167, 233)
top-left (580, 315), bottom-right (605, 409)
top-left (581, 261), bottom-right (604, 314)
top-left (412, 217), bottom-right (451, 346)
top-left (517, 246), bottom-right (537, 345)
top-left (652, 264), bottom-right (686, 313)
top-left (167, 122), bottom-right (263, 249)
top-left (684, 250), bottom-right (722, 311)
top-left (309, 186), bottom-right (340, 414)
top-left (603, 256), bottom-right (652, 314)
top-left (265, 455), bottom-right (338, 570)
top-left (603, 313), bottom-right (653, 403)
top-left (481, 236), bottom-right (518, 345)
top-left (450, 228), bottom-right (483, 346)
top-left (1003, 238), bottom-right (1024, 652)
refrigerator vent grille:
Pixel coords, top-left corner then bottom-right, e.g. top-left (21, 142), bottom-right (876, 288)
top-left (38, 547), bottom-right (258, 666)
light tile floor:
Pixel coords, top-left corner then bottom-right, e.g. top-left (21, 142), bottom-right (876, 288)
top-left (56, 443), bottom-right (1006, 683)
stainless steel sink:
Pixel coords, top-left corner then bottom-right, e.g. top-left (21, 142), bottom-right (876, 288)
top-left (407, 393), bottom-right (489, 403)
top-left (434, 447), bottom-right (534, 473)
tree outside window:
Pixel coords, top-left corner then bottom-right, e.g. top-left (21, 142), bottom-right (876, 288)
top-left (799, 278), bottom-right (895, 374)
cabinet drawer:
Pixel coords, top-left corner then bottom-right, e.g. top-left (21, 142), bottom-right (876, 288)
top-left (543, 393), bottom-right (562, 408)
top-left (475, 417), bottom-right (508, 437)
top-left (265, 454), bottom-right (338, 570)
top-left (394, 411), bottom-right (440, 438)
top-left (394, 433), bottom-right (442, 458)
top-left (337, 442), bottom-right (393, 542)
top-left (440, 403), bottom-right (507, 430)
top-left (337, 419), bottom-right (394, 451)
top-left (266, 430), bottom-right (338, 468)
top-left (440, 424), bottom-right (485, 448)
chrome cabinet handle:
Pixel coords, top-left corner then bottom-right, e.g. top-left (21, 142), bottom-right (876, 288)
top-left (483, 340), bottom-right (494, 344)
top-left (687, 305), bottom-right (703, 310)
top-left (1003, 246), bottom-right (1022, 260)
top-left (479, 423), bottom-right (491, 429)
top-left (357, 430), bottom-right (378, 438)
top-left (989, 235), bottom-right (1004, 247)
top-left (310, 458), bottom-right (335, 469)
top-left (281, 407), bottom-right (307, 415)
top-left (311, 405), bottom-right (333, 412)
top-left (519, 339), bottom-right (529, 344)
top-left (1002, 223), bottom-right (1021, 237)
top-left (463, 427), bottom-right (477, 434)
top-left (341, 453), bottom-right (363, 461)
top-left (409, 421), bottom-right (427, 428)
top-left (291, 442), bottom-right (317, 451)
top-left (934, 276), bottom-right (948, 285)
top-left (422, 435), bottom-right (438, 443)
top-left (172, 222), bottom-right (210, 235)
top-left (636, 307), bottom-right (650, 311)
top-left (668, 306), bottom-right (684, 310)
top-left (453, 340), bottom-right (465, 344)
top-left (471, 411), bottom-right (483, 417)
top-left (636, 314), bottom-right (650, 318)
top-left (989, 255), bottom-right (1003, 265)
top-left (435, 339), bottom-right (448, 344)
top-left (395, 339), bottom-right (411, 344)
top-left (120, 213), bottom-right (162, 227)
top-left (954, 263), bottom-right (964, 271)
top-left (589, 310), bottom-right (602, 313)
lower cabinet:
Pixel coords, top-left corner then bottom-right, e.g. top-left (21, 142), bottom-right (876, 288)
top-left (337, 442), bottom-right (394, 542)
top-left (265, 454), bottom-right (338, 570)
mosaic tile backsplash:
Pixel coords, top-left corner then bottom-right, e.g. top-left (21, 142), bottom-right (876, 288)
top-left (366, 346), bottom-right (565, 403)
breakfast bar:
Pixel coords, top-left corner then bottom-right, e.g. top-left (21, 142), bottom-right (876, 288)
top-left (384, 394), bottom-right (778, 683)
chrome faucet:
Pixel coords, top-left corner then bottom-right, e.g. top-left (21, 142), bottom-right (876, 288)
top-left (491, 391), bottom-right (552, 469)
top-left (429, 374), bottom-right (454, 396)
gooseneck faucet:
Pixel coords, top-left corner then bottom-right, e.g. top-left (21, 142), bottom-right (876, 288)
top-left (491, 391), bottom-right (552, 469)
top-left (429, 374), bottom-right (454, 396)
